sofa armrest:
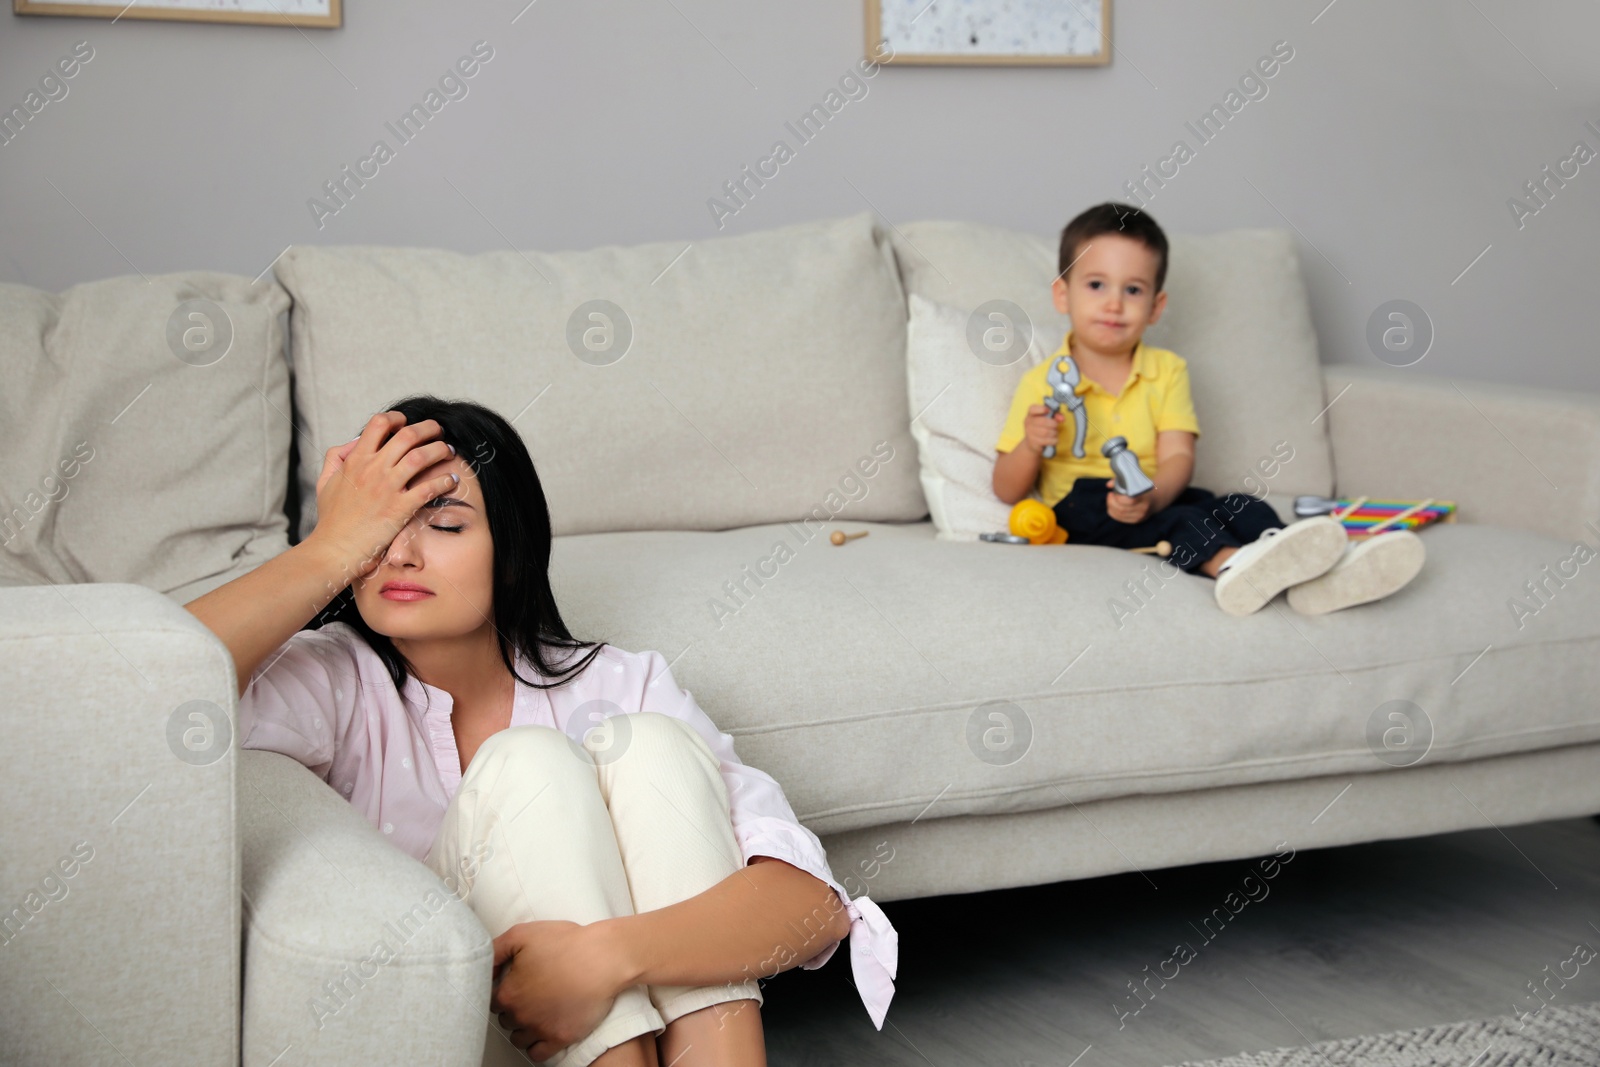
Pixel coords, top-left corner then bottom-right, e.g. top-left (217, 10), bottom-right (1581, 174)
top-left (1323, 364), bottom-right (1600, 542)
top-left (240, 749), bottom-right (493, 1066)
top-left (0, 582), bottom-right (239, 1065)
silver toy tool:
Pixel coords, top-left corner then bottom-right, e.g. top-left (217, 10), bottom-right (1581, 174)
top-left (1040, 354), bottom-right (1087, 460)
top-left (979, 531), bottom-right (1030, 544)
top-left (1294, 495), bottom-right (1340, 518)
top-left (1102, 436), bottom-right (1155, 497)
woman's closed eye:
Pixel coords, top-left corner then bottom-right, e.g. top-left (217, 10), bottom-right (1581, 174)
top-left (430, 524), bottom-right (465, 533)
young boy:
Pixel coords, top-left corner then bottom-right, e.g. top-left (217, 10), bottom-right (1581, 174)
top-left (993, 202), bottom-right (1425, 616)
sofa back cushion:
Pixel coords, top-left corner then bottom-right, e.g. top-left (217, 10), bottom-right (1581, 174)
top-left (275, 211), bottom-right (926, 540)
top-left (890, 220), bottom-right (1335, 519)
top-left (0, 273), bottom-right (292, 601)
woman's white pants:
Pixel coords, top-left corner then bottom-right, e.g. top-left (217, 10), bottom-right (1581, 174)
top-left (424, 712), bottom-right (763, 1067)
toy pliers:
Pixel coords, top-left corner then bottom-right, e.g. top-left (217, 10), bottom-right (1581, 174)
top-left (1041, 354), bottom-right (1087, 460)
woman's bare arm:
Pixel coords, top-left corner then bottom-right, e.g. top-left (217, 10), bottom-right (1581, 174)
top-left (183, 410), bottom-right (458, 698)
top-left (489, 857), bottom-right (852, 1058)
top-left (594, 856), bottom-right (851, 991)
top-left (185, 537), bottom-right (366, 699)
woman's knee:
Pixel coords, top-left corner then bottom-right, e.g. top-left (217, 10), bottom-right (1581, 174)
top-left (579, 712), bottom-right (709, 768)
top-left (456, 728), bottom-right (609, 844)
top-left (622, 712), bottom-right (699, 747)
top-left (470, 715), bottom-right (707, 779)
top-left (472, 724), bottom-right (589, 779)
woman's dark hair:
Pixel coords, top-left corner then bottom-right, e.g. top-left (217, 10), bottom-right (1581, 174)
top-left (312, 394), bottom-right (606, 698)
top-left (1060, 201), bottom-right (1169, 293)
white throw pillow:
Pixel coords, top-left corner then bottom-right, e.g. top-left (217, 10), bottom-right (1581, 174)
top-left (905, 293), bottom-right (1058, 541)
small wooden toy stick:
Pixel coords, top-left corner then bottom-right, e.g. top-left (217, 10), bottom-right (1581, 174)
top-left (830, 530), bottom-right (869, 545)
top-left (1363, 498), bottom-right (1433, 536)
top-left (1129, 540), bottom-right (1172, 557)
top-left (1331, 495), bottom-right (1368, 522)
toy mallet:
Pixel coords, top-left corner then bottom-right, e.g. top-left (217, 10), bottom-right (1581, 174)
top-left (830, 530), bottom-right (868, 546)
top-left (1102, 436), bottom-right (1155, 497)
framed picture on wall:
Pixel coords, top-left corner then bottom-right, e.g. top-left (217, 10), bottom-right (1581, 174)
top-left (14, 0), bottom-right (341, 28)
top-left (866, 0), bottom-right (1109, 66)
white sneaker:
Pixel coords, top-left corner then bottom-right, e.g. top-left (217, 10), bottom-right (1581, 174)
top-left (1213, 516), bottom-right (1348, 616)
top-left (1286, 529), bottom-right (1426, 615)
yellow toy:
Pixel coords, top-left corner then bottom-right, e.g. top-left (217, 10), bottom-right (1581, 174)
top-left (1010, 500), bottom-right (1068, 544)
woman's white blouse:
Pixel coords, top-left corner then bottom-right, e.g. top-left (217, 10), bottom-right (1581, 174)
top-left (237, 622), bottom-right (898, 1028)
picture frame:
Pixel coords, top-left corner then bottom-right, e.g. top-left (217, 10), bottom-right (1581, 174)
top-left (14, 0), bottom-right (341, 29)
top-left (866, 0), bottom-right (1110, 67)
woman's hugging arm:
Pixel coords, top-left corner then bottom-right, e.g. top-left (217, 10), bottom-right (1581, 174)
top-left (585, 650), bottom-right (864, 986)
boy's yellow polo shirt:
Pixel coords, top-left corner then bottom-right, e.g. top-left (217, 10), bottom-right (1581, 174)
top-left (995, 333), bottom-right (1201, 508)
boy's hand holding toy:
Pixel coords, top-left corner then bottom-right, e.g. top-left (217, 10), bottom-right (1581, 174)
top-left (1102, 436), bottom-right (1157, 523)
top-left (1022, 403), bottom-right (1066, 455)
top-left (1105, 484), bottom-right (1153, 524)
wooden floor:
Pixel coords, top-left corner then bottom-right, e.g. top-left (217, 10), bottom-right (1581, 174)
top-left (760, 816), bottom-right (1600, 1066)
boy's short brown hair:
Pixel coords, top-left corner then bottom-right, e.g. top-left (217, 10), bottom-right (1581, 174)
top-left (1059, 202), bottom-right (1170, 293)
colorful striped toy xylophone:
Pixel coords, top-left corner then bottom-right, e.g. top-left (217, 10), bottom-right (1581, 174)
top-left (1293, 495), bottom-right (1456, 538)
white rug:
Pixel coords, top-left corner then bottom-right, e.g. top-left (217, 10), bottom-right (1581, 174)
top-left (1171, 1000), bottom-right (1600, 1066)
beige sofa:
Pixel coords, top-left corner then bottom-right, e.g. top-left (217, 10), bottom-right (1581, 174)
top-left (4, 212), bottom-right (1599, 1065)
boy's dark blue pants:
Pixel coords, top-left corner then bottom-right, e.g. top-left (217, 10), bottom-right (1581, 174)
top-left (1051, 477), bottom-right (1286, 574)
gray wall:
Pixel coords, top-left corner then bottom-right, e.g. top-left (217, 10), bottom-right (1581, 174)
top-left (2, 1), bottom-right (1597, 389)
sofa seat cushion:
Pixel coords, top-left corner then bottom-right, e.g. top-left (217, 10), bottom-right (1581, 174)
top-left (550, 519), bottom-right (1600, 837)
